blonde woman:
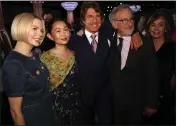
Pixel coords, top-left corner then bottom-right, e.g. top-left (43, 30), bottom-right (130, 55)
top-left (2, 13), bottom-right (56, 126)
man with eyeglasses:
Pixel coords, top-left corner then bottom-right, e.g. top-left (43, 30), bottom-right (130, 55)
top-left (67, 2), bottom-right (146, 125)
top-left (108, 4), bottom-right (159, 125)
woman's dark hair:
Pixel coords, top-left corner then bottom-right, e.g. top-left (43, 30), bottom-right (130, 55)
top-left (80, 2), bottom-right (104, 27)
top-left (146, 9), bottom-right (172, 38)
top-left (47, 18), bottom-right (71, 34)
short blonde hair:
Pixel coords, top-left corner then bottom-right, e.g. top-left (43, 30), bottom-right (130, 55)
top-left (11, 13), bottom-right (45, 42)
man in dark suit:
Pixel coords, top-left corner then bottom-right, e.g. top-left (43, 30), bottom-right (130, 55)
top-left (108, 4), bottom-right (159, 125)
top-left (68, 2), bottom-right (112, 124)
top-left (68, 2), bottom-right (143, 125)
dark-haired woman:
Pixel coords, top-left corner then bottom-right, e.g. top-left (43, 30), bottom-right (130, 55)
top-left (145, 9), bottom-right (175, 125)
top-left (40, 19), bottom-right (83, 125)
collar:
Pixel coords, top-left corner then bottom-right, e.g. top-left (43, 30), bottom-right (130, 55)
top-left (117, 34), bottom-right (131, 41)
top-left (85, 29), bottom-right (99, 44)
top-left (85, 29), bottom-right (98, 38)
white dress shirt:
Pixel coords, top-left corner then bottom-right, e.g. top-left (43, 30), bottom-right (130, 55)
top-left (85, 29), bottom-right (111, 47)
top-left (117, 35), bottom-right (131, 70)
top-left (85, 29), bottom-right (99, 45)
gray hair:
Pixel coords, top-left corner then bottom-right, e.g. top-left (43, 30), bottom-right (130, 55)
top-left (109, 4), bottom-right (133, 22)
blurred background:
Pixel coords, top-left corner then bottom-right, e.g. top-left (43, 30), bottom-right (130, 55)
top-left (1, 1), bottom-right (176, 32)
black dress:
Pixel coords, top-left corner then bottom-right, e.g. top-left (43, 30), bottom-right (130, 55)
top-left (146, 39), bottom-right (176, 125)
top-left (2, 49), bottom-right (56, 126)
top-left (40, 51), bottom-right (83, 125)
top-left (53, 61), bottom-right (83, 125)
top-left (155, 39), bottom-right (176, 124)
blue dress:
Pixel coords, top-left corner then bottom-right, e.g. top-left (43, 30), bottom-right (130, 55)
top-left (2, 49), bottom-right (56, 126)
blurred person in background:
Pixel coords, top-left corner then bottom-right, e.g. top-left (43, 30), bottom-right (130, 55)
top-left (137, 15), bottom-right (147, 35)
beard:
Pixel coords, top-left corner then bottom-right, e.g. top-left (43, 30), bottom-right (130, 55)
top-left (118, 29), bottom-right (134, 36)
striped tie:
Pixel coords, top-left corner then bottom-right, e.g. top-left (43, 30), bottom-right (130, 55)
top-left (90, 34), bottom-right (97, 53)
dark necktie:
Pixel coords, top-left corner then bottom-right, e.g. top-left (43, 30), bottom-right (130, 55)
top-left (118, 37), bottom-right (123, 70)
top-left (118, 37), bottom-right (123, 52)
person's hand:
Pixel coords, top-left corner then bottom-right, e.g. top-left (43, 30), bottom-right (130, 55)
top-left (130, 32), bottom-right (143, 50)
top-left (143, 107), bottom-right (157, 117)
top-left (77, 29), bottom-right (84, 36)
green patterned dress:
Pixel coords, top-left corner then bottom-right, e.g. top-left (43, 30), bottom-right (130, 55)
top-left (41, 51), bottom-right (83, 125)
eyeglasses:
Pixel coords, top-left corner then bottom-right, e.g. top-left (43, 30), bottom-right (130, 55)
top-left (114, 18), bottom-right (134, 24)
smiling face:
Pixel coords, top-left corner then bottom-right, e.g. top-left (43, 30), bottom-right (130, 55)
top-left (26, 18), bottom-right (44, 47)
top-left (83, 8), bottom-right (102, 34)
top-left (112, 8), bottom-right (134, 36)
top-left (47, 21), bottom-right (70, 45)
top-left (149, 16), bottom-right (166, 39)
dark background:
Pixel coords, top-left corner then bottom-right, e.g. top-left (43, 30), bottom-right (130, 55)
top-left (1, 1), bottom-right (176, 25)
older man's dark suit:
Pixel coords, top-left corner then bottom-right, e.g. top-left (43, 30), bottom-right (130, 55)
top-left (108, 33), bottom-right (159, 124)
top-left (67, 32), bottom-right (112, 124)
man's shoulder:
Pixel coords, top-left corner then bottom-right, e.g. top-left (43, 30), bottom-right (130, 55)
top-left (71, 34), bottom-right (84, 39)
top-left (99, 30), bottom-right (113, 40)
top-left (70, 35), bottom-right (85, 42)
top-left (68, 35), bottom-right (85, 50)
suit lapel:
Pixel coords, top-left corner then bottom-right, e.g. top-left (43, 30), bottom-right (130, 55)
top-left (96, 32), bottom-right (104, 55)
top-left (109, 33), bottom-right (122, 71)
top-left (83, 34), bottom-right (93, 49)
top-left (82, 34), bottom-right (96, 55)
top-left (124, 46), bottom-right (136, 69)
top-left (82, 34), bottom-right (91, 47)
top-left (110, 31), bottom-right (137, 70)
top-left (83, 33), bottom-right (101, 55)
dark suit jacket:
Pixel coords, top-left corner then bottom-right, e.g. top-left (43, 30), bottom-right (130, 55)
top-left (108, 33), bottom-right (159, 110)
top-left (67, 33), bottom-right (110, 106)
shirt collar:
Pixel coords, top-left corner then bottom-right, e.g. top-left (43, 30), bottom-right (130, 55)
top-left (85, 29), bottom-right (99, 44)
top-left (85, 29), bottom-right (98, 38)
top-left (117, 34), bottom-right (131, 41)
